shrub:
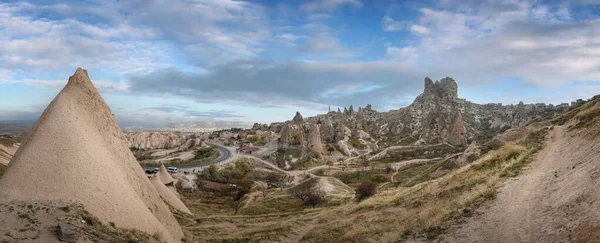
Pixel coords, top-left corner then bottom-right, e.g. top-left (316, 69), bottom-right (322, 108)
top-left (349, 140), bottom-right (362, 148)
top-left (327, 145), bottom-right (335, 154)
top-left (355, 182), bottom-right (376, 201)
top-left (370, 174), bottom-right (389, 184)
top-left (288, 180), bottom-right (315, 202)
top-left (314, 169), bottom-right (325, 176)
top-left (195, 147), bottom-right (217, 159)
top-left (303, 190), bottom-right (325, 208)
top-left (251, 135), bottom-right (259, 142)
top-left (385, 165), bottom-right (394, 174)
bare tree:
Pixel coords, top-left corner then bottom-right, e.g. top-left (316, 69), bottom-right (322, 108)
top-left (288, 179), bottom-right (326, 207)
top-left (231, 187), bottom-right (249, 215)
top-left (288, 180), bottom-right (314, 202)
top-left (356, 181), bottom-right (376, 201)
top-left (303, 185), bottom-right (325, 208)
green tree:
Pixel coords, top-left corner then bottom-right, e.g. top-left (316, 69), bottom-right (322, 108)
top-left (327, 145), bottom-right (335, 155)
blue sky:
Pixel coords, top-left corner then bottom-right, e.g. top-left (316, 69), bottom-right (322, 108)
top-left (2, 0), bottom-right (600, 127)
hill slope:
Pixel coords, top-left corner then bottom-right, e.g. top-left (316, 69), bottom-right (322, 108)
top-left (443, 101), bottom-right (600, 242)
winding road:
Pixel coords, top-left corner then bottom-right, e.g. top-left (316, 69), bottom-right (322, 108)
top-left (142, 142), bottom-right (233, 171)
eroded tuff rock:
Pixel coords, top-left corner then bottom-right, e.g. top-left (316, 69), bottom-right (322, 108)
top-left (292, 111), bottom-right (304, 123)
top-left (372, 77), bottom-right (564, 145)
top-left (272, 76), bottom-right (568, 149)
top-left (320, 118), bottom-right (335, 143)
top-left (306, 123), bottom-right (323, 156)
top-left (279, 122), bottom-right (304, 147)
top-left (447, 112), bottom-right (468, 146)
top-left (126, 132), bottom-right (187, 150)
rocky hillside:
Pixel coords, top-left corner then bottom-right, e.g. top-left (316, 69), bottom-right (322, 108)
top-left (376, 77), bottom-right (565, 146)
top-left (126, 132), bottom-right (207, 150)
top-left (266, 77), bottom-right (568, 155)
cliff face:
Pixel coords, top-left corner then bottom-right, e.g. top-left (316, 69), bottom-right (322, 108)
top-left (275, 77), bottom-right (567, 148)
top-left (378, 77), bottom-right (564, 145)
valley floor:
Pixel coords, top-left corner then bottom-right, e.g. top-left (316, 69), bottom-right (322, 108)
top-left (443, 125), bottom-right (600, 242)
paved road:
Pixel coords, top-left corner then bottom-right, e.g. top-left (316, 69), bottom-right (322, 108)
top-left (196, 142), bottom-right (231, 167)
top-left (141, 142), bottom-right (232, 171)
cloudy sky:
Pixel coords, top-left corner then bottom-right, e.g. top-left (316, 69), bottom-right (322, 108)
top-left (2, 0), bottom-right (600, 126)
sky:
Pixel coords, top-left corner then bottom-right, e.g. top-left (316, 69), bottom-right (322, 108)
top-left (2, 0), bottom-right (600, 127)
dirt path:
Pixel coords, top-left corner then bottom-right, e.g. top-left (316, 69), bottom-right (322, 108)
top-left (443, 125), bottom-right (600, 243)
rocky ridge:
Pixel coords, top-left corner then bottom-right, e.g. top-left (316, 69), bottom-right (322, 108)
top-left (269, 77), bottom-right (568, 157)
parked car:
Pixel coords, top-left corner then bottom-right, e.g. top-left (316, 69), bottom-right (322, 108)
top-left (166, 167), bottom-right (178, 173)
top-left (144, 169), bottom-right (154, 174)
top-left (153, 168), bottom-right (159, 173)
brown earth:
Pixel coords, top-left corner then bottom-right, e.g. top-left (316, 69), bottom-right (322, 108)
top-left (443, 125), bottom-right (600, 242)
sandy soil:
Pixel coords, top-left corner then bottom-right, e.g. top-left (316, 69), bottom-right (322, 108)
top-left (0, 68), bottom-right (183, 241)
top-left (318, 177), bottom-right (354, 197)
top-left (443, 125), bottom-right (600, 243)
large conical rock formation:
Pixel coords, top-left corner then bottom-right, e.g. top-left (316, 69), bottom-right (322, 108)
top-left (158, 164), bottom-right (175, 185)
top-left (447, 112), bottom-right (468, 146)
top-left (150, 177), bottom-right (192, 215)
top-left (0, 68), bottom-right (183, 241)
top-left (292, 111), bottom-right (304, 123)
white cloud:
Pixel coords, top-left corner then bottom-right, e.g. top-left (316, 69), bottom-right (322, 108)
top-left (410, 24), bottom-right (430, 35)
top-left (400, 0), bottom-right (600, 87)
top-left (301, 0), bottom-right (363, 12)
top-left (386, 46), bottom-right (418, 60)
top-left (0, 2), bottom-right (170, 75)
top-left (382, 15), bottom-right (409, 31)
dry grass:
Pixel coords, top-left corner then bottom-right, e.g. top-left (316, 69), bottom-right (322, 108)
top-left (299, 126), bottom-right (548, 242)
top-left (392, 158), bottom-right (457, 187)
top-left (180, 126), bottom-right (549, 242)
top-left (571, 102), bottom-right (600, 133)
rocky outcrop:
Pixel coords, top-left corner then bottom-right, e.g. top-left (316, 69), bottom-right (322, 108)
top-left (126, 132), bottom-right (186, 150)
top-left (371, 77), bottom-right (564, 145)
top-left (320, 118), bottom-right (335, 143)
top-left (178, 137), bottom-right (202, 151)
top-left (251, 123), bottom-right (268, 131)
top-left (278, 122), bottom-right (304, 147)
top-left (292, 111), bottom-right (304, 123)
top-left (447, 113), bottom-right (467, 146)
top-left (455, 141), bottom-right (481, 166)
top-left (272, 76), bottom-right (566, 153)
top-left (306, 123), bottom-right (323, 156)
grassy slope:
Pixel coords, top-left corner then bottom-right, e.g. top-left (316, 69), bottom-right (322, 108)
top-left (300, 127), bottom-right (547, 242)
top-left (177, 123), bottom-right (549, 242)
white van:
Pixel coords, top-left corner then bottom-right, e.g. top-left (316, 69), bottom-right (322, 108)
top-left (166, 167), bottom-right (178, 173)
